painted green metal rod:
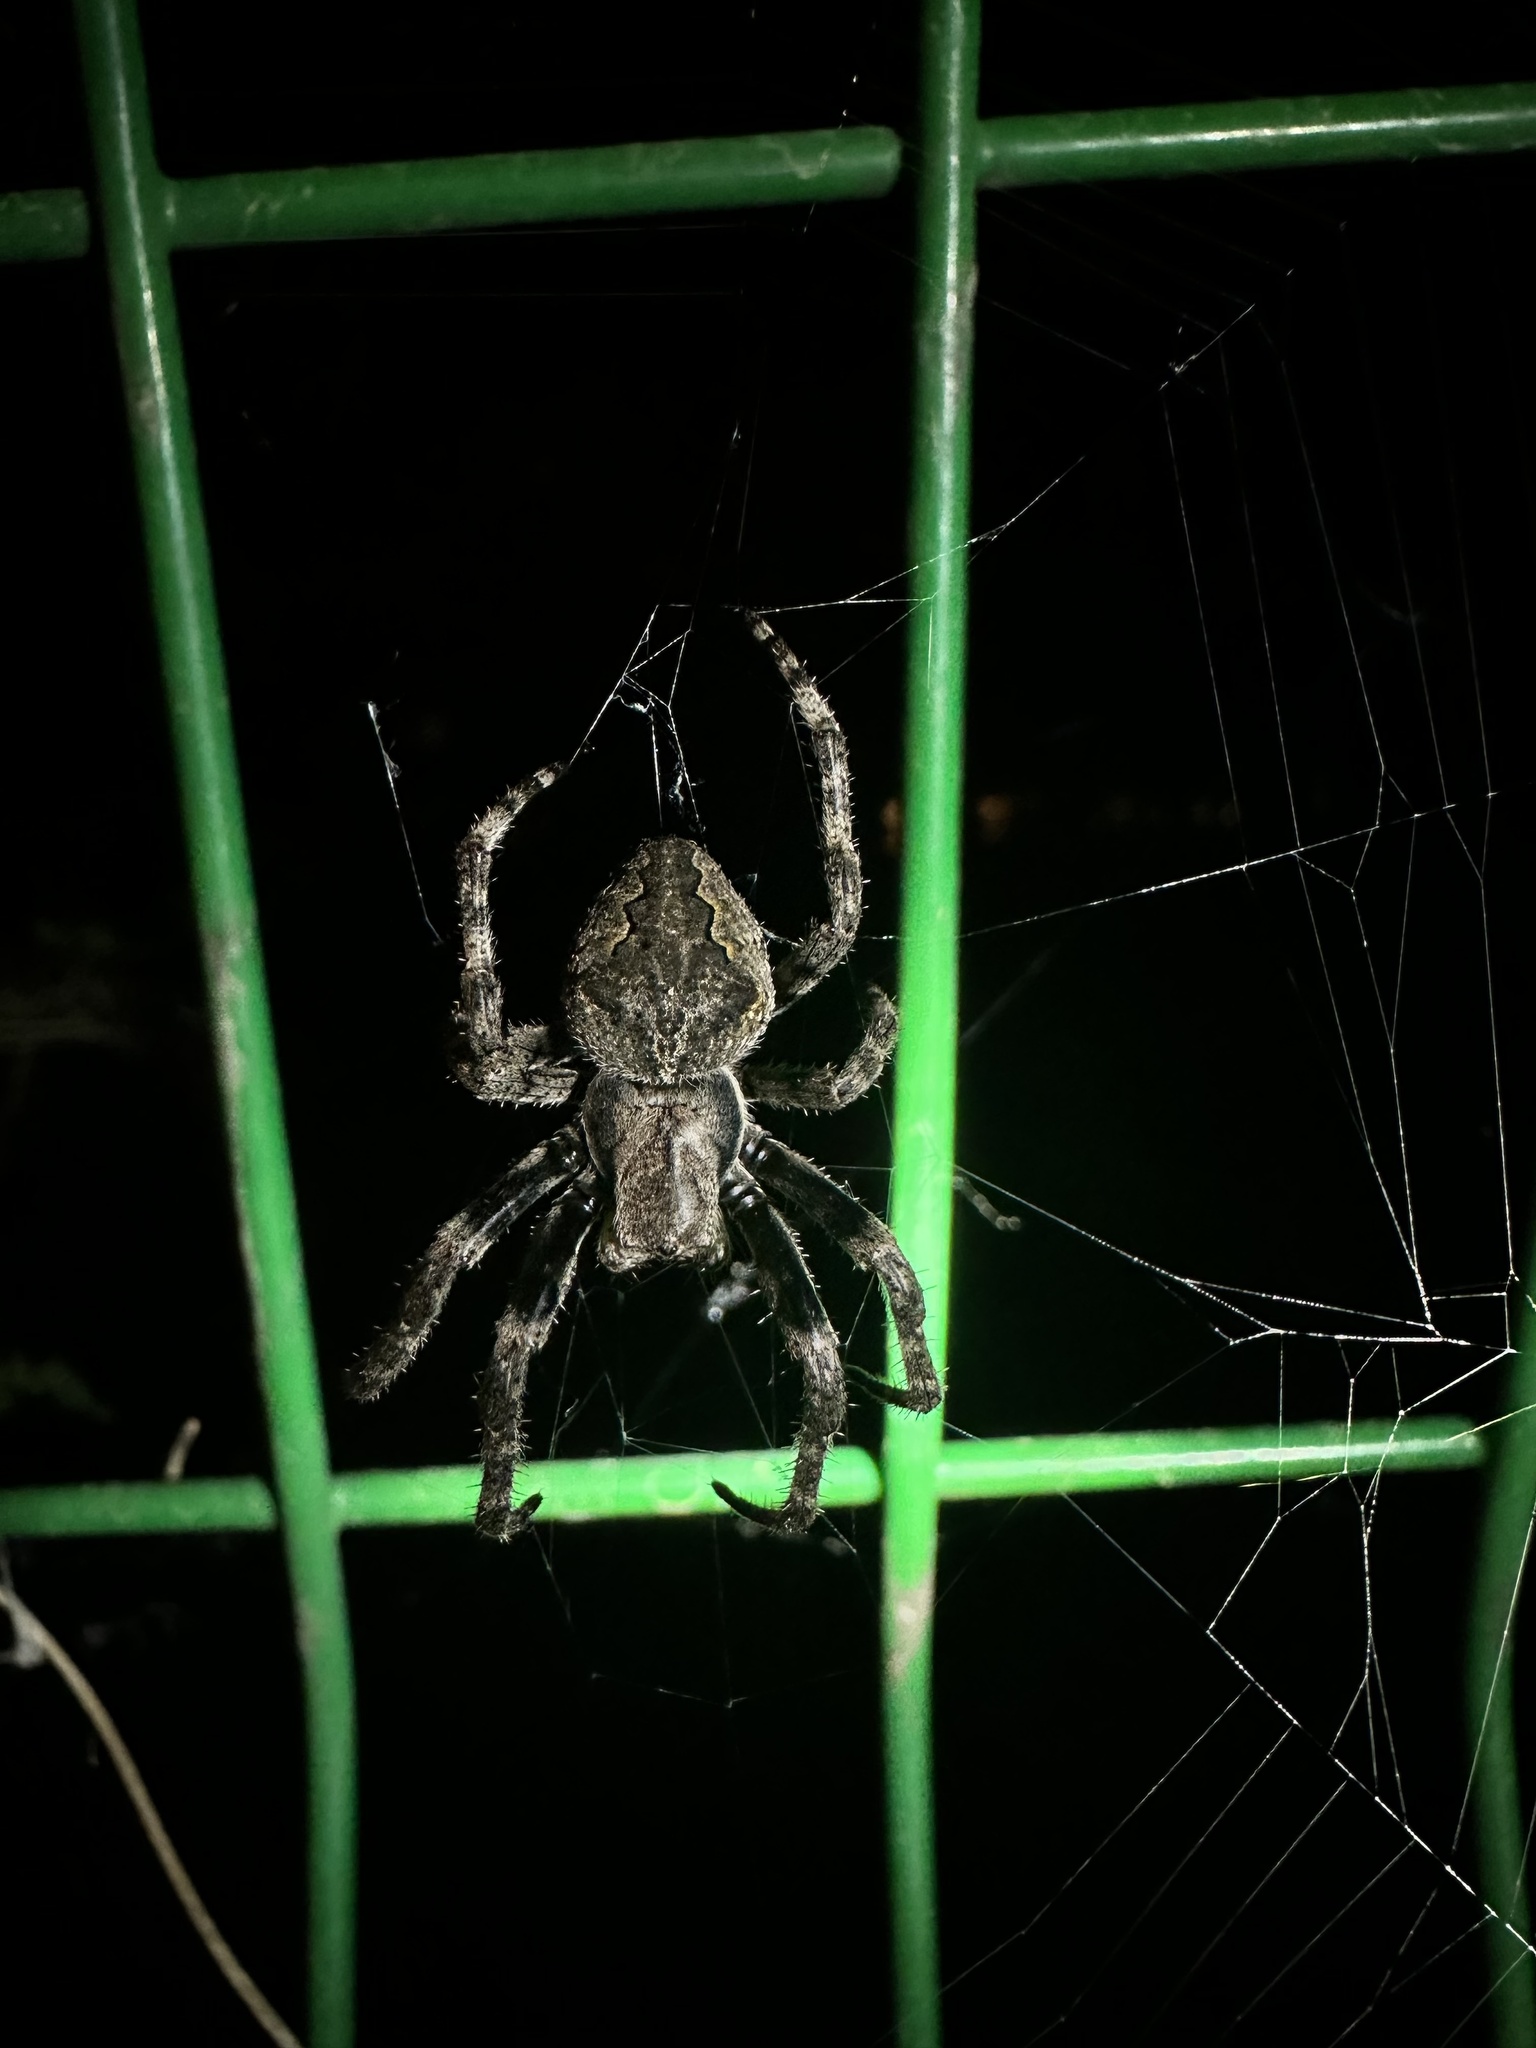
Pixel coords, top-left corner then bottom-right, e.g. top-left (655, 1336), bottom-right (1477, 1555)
top-left (0, 1452), bottom-right (879, 1537)
top-left (979, 79), bottom-right (1536, 187)
top-left (933, 1417), bottom-right (1486, 1493)
top-left (884, 3), bottom-right (979, 2044)
top-left (0, 1420), bottom-right (1482, 1539)
top-left (164, 127), bottom-right (901, 245)
top-left (1, 1476), bottom-right (282, 1536)
top-left (6, 79), bottom-right (1535, 267)
top-left (71, 6), bottom-right (356, 2044)
top-left (1468, 1249), bottom-right (1536, 2047)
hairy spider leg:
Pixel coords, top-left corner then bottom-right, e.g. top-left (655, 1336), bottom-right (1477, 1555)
top-left (476, 1172), bottom-right (603, 1541)
top-left (745, 612), bottom-right (864, 1010)
top-left (739, 983), bottom-right (897, 1113)
top-left (453, 760), bottom-right (581, 1107)
top-left (742, 1128), bottom-right (942, 1415)
top-left (351, 1128), bottom-right (585, 1401)
top-left (712, 1175), bottom-right (848, 1533)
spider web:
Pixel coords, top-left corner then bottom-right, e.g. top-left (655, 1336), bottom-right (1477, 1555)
top-left (481, 150), bottom-right (1534, 2047)
top-left (902, 166), bottom-right (1527, 2045)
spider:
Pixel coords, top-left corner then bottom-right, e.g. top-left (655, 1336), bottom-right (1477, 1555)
top-left (352, 612), bottom-right (942, 1538)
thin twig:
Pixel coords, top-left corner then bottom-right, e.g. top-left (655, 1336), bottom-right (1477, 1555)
top-left (0, 1582), bottom-right (305, 2048)
top-left (162, 1415), bottom-right (202, 1481)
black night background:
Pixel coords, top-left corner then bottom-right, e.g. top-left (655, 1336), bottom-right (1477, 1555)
top-left (2, 6), bottom-right (1535, 2043)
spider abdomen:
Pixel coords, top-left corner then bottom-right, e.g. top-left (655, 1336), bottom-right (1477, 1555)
top-left (563, 837), bottom-right (774, 1081)
top-left (582, 1070), bottom-right (744, 1271)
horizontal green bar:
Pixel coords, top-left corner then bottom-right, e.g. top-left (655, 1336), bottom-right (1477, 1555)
top-left (331, 1449), bottom-right (887, 1526)
top-left (979, 81), bottom-right (1536, 187)
top-left (0, 1451), bottom-right (882, 1536)
top-left (165, 126), bottom-right (902, 246)
top-left (0, 185), bottom-right (90, 259)
top-left (933, 1418), bottom-right (1484, 1497)
top-left (0, 1473), bottom-right (279, 1534)
top-left (6, 80), bottom-right (1534, 266)
top-left (0, 1419), bottom-right (1479, 1536)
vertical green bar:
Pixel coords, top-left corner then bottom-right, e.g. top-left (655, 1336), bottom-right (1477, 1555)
top-left (71, 6), bottom-right (357, 2044)
top-left (883, 4), bottom-right (979, 2045)
top-left (1468, 1235), bottom-right (1536, 2048)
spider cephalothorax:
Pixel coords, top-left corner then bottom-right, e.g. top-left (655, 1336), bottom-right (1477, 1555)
top-left (353, 613), bottom-right (941, 1538)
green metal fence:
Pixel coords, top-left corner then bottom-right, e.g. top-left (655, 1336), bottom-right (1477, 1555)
top-left (2, 5), bottom-right (1534, 2044)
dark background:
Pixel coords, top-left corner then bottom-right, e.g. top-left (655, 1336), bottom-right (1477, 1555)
top-left (3, 5), bottom-right (1535, 2043)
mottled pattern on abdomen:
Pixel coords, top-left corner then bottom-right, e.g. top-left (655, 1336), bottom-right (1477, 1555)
top-left (564, 837), bottom-right (774, 1079)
